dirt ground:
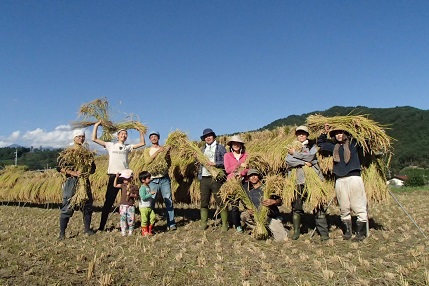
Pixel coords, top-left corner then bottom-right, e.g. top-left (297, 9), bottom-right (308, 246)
top-left (1, 189), bottom-right (428, 286)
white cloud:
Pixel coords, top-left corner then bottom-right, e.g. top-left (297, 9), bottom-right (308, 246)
top-left (0, 125), bottom-right (142, 151)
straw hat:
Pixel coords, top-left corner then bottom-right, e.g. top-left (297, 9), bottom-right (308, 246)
top-left (226, 135), bottom-right (245, 146)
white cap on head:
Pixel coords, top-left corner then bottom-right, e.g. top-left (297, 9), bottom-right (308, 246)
top-left (73, 129), bottom-right (85, 138)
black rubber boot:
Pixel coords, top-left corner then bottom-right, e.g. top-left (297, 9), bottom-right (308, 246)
top-left (292, 212), bottom-right (301, 240)
top-left (352, 221), bottom-right (366, 242)
top-left (59, 217), bottom-right (69, 240)
top-left (342, 220), bottom-right (352, 240)
top-left (84, 213), bottom-right (95, 236)
top-left (315, 212), bottom-right (329, 241)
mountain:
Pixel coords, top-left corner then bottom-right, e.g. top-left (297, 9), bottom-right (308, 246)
top-left (260, 106), bottom-right (429, 173)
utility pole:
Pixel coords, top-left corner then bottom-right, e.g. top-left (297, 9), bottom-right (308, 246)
top-left (14, 148), bottom-right (18, 166)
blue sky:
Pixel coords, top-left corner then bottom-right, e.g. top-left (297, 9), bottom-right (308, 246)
top-left (1, 1), bottom-right (428, 150)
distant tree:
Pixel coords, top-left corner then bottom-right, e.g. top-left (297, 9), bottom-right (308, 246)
top-left (404, 175), bottom-right (425, 187)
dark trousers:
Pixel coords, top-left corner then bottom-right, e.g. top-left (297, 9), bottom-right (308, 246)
top-left (60, 177), bottom-right (93, 219)
top-left (291, 184), bottom-right (306, 215)
top-left (200, 177), bottom-right (223, 209)
top-left (99, 175), bottom-right (120, 230)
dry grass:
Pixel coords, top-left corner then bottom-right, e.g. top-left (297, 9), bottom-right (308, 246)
top-left (1, 189), bottom-right (428, 285)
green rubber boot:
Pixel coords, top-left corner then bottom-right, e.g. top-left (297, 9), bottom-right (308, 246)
top-left (292, 212), bottom-right (301, 240)
top-left (200, 208), bottom-right (209, 230)
top-left (220, 208), bottom-right (229, 232)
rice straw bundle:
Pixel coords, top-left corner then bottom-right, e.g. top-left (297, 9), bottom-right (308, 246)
top-left (362, 159), bottom-right (389, 203)
top-left (244, 126), bottom-right (296, 175)
top-left (285, 140), bottom-right (303, 153)
top-left (165, 130), bottom-right (225, 180)
top-left (0, 165), bottom-right (27, 188)
top-left (72, 98), bottom-right (147, 141)
top-left (306, 114), bottom-right (393, 155)
top-left (147, 151), bottom-right (169, 176)
top-left (219, 177), bottom-right (270, 240)
top-left (57, 143), bottom-right (95, 208)
top-left (316, 152), bottom-right (334, 175)
top-left (283, 167), bottom-right (333, 212)
top-left (68, 177), bottom-right (89, 208)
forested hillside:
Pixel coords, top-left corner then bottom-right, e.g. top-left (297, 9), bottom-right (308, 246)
top-left (262, 105), bottom-right (429, 173)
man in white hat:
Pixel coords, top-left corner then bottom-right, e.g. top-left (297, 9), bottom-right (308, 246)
top-left (57, 129), bottom-right (96, 239)
top-left (92, 121), bottom-right (146, 231)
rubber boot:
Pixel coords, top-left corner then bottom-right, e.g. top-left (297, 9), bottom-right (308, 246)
top-left (292, 212), bottom-right (301, 240)
top-left (59, 217), bottom-right (69, 240)
top-left (315, 212), bottom-right (329, 241)
top-left (342, 220), bottom-right (352, 240)
top-left (148, 224), bottom-right (154, 236)
top-left (84, 213), bottom-right (95, 235)
top-left (220, 208), bottom-right (229, 232)
top-left (141, 226), bottom-right (149, 236)
top-left (352, 221), bottom-right (366, 242)
top-left (200, 208), bottom-right (209, 230)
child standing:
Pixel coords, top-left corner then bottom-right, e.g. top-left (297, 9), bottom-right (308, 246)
top-left (114, 169), bottom-right (139, 236)
top-left (138, 171), bottom-right (156, 236)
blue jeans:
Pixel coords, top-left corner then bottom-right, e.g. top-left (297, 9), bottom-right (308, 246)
top-left (149, 175), bottom-right (176, 227)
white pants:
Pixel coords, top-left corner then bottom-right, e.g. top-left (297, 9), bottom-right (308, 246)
top-left (335, 176), bottom-right (368, 222)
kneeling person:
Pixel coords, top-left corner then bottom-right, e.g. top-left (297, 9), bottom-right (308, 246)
top-left (240, 169), bottom-right (288, 242)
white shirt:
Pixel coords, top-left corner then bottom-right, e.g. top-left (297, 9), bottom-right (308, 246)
top-left (105, 142), bottom-right (134, 174)
top-left (202, 141), bottom-right (216, 177)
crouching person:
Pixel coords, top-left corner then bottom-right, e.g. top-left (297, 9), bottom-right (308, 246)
top-left (240, 169), bottom-right (288, 242)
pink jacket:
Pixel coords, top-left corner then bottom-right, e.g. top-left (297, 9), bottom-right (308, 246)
top-left (224, 152), bottom-right (249, 179)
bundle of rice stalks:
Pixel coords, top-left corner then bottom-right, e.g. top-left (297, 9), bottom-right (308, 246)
top-left (165, 130), bottom-right (225, 180)
top-left (58, 144), bottom-right (95, 208)
top-left (316, 152), bottom-right (334, 175)
top-left (72, 98), bottom-right (147, 141)
top-left (306, 114), bottom-right (393, 155)
top-left (0, 165), bottom-right (28, 188)
top-left (146, 150), bottom-right (169, 176)
top-left (284, 166), bottom-right (334, 212)
top-left (362, 158), bottom-right (390, 203)
top-left (68, 177), bottom-right (89, 208)
top-left (244, 126), bottom-right (296, 175)
top-left (219, 177), bottom-right (270, 240)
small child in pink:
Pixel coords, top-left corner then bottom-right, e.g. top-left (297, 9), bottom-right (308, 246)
top-left (114, 169), bottom-right (139, 236)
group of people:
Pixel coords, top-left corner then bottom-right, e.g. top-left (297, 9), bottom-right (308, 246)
top-left (58, 122), bottom-right (368, 243)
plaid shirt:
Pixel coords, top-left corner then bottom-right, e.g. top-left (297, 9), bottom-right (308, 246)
top-left (198, 142), bottom-right (227, 180)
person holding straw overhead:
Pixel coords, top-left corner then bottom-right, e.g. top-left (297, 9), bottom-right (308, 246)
top-left (318, 124), bottom-right (368, 241)
top-left (92, 120), bottom-right (146, 231)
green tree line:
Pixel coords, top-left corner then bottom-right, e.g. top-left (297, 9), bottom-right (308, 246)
top-left (0, 147), bottom-right (61, 171)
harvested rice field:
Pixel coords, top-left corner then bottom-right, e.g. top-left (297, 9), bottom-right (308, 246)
top-left (1, 189), bottom-right (428, 286)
